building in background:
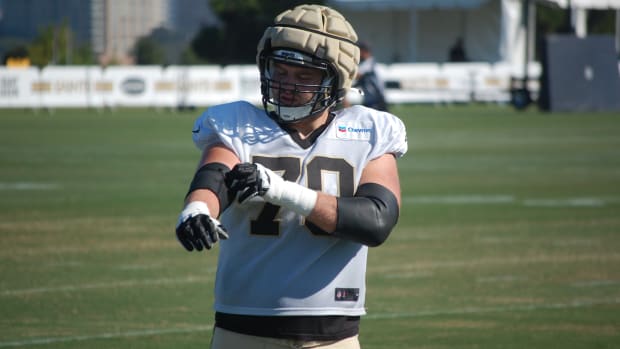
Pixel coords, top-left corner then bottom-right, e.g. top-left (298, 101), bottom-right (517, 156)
top-left (92, 0), bottom-right (170, 65)
top-left (0, 0), bottom-right (92, 62)
top-left (0, 0), bottom-right (216, 65)
top-left (169, 0), bottom-right (218, 42)
top-left (0, 0), bottom-right (92, 43)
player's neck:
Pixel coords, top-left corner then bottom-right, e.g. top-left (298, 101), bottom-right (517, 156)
top-left (289, 111), bottom-right (331, 139)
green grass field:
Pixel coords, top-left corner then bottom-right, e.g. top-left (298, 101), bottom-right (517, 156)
top-left (1, 104), bottom-right (619, 348)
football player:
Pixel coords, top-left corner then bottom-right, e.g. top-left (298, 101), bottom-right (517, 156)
top-left (175, 4), bottom-right (408, 349)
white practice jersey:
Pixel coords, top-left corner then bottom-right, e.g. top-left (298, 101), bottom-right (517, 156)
top-left (192, 101), bottom-right (407, 317)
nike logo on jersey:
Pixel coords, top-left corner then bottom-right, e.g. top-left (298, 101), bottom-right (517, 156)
top-left (335, 122), bottom-right (373, 141)
top-left (192, 126), bottom-right (200, 133)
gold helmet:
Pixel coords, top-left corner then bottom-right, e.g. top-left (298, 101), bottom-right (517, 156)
top-left (256, 4), bottom-right (360, 123)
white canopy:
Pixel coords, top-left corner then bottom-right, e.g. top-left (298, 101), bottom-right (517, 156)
top-left (333, 0), bottom-right (620, 10)
top-left (328, 0), bottom-right (490, 10)
top-left (538, 0), bottom-right (620, 9)
top-left (328, 0), bottom-right (524, 65)
top-left (329, 0), bottom-right (619, 69)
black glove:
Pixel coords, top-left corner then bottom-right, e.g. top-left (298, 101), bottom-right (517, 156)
top-left (225, 162), bottom-right (270, 203)
top-left (225, 162), bottom-right (317, 217)
top-left (175, 202), bottom-right (229, 251)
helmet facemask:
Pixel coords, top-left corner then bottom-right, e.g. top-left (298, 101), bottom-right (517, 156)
top-left (261, 49), bottom-right (338, 124)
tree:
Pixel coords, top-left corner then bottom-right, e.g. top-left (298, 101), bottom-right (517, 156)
top-left (134, 27), bottom-right (205, 65)
top-left (133, 36), bottom-right (166, 65)
top-left (191, 0), bottom-right (323, 65)
top-left (27, 21), bottom-right (93, 67)
top-left (588, 9), bottom-right (617, 34)
top-left (28, 24), bottom-right (60, 66)
top-left (534, 5), bottom-right (617, 60)
top-left (3, 46), bottom-right (29, 65)
top-left (180, 47), bottom-right (208, 65)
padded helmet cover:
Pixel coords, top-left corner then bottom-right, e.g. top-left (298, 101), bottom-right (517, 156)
top-left (257, 5), bottom-right (360, 96)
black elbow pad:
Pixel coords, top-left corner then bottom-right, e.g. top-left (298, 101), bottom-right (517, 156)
top-left (334, 183), bottom-right (399, 247)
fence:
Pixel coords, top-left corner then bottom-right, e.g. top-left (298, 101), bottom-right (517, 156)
top-left (0, 62), bottom-right (541, 109)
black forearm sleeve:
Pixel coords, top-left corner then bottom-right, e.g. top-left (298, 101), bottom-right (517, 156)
top-left (334, 183), bottom-right (399, 247)
top-left (186, 162), bottom-right (232, 215)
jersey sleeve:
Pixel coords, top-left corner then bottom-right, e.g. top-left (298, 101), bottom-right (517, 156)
top-left (363, 107), bottom-right (408, 160)
top-left (191, 101), bottom-right (256, 156)
top-left (379, 112), bottom-right (407, 159)
top-left (191, 110), bottom-right (221, 151)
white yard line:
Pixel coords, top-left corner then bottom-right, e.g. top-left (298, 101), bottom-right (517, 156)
top-left (571, 280), bottom-right (620, 288)
top-left (0, 325), bottom-right (213, 348)
top-left (0, 182), bottom-right (60, 190)
top-left (405, 195), bottom-right (515, 205)
top-left (370, 253), bottom-right (620, 274)
top-left (403, 195), bottom-right (620, 207)
top-left (476, 275), bottom-right (527, 283)
top-left (1, 276), bottom-right (209, 296)
top-left (365, 297), bottom-right (620, 320)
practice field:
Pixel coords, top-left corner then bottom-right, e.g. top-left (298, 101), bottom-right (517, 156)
top-left (1, 104), bottom-right (619, 348)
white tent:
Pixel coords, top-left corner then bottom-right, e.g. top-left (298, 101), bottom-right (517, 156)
top-left (327, 0), bottom-right (490, 10)
top-left (328, 0), bottom-right (620, 69)
top-left (542, 0), bottom-right (620, 8)
top-left (328, 0), bottom-right (507, 64)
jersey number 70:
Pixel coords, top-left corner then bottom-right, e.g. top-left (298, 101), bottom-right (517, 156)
top-left (251, 155), bottom-right (355, 236)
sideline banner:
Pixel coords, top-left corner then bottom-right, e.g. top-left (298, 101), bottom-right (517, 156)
top-left (102, 66), bottom-right (162, 107)
top-left (174, 66), bottom-right (238, 107)
top-left (38, 66), bottom-right (93, 108)
top-left (153, 66), bottom-right (178, 108)
top-left (0, 67), bottom-right (40, 108)
top-left (0, 62), bottom-right (544, 108)
top-left (234, 65), bottom-right (262, 105)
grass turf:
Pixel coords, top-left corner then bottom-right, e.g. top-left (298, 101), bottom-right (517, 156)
top-left (1, 104), bottom-right (619, 348)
